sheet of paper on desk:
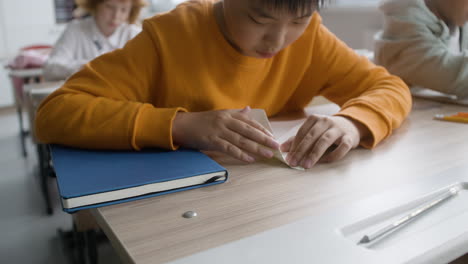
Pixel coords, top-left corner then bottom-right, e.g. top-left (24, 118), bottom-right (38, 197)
top-left (248, 109), bottom-right (304, 170)
top-left (411, 87), bottom-right (468, 106)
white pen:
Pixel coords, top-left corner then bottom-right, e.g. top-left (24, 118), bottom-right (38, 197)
top-left (357, 187), bottom-right (460, 245)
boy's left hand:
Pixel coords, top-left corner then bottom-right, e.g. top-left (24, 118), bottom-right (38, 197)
top-left (280, 115), bottom-right (368, 169)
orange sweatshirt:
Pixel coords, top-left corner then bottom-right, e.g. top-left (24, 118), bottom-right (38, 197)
top-left (35, 0), bottom-right (411, 151)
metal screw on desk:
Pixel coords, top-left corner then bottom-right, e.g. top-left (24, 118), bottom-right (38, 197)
top-left (182, 211), bottom-right (197, 219)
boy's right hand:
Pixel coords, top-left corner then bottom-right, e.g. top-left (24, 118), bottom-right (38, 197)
top-left (172, 106), bottom-right (280, 163)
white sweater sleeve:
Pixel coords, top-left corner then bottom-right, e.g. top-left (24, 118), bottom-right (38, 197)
top-left (374, 3), bottom-right (468, 98)
top-left (129, 24), bottom-right (142, 39)
top-left (43, 23), bottom-right (89, 81)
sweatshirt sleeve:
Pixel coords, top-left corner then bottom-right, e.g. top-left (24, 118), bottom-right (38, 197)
top-left (306, 22), bottom-right (412, 148)
top-left (35, 21), bottom-right (186, 150)
top-left (43, 24), bottom-right (89, 81)
top-left (375, 13), bottom-right (468, 98)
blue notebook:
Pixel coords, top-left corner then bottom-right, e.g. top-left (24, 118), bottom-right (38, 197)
top-left (50, 145), bottom-right (228, 213)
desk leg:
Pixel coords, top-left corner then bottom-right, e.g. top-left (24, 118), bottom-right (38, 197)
top-left (17, 104), bottom-right (28, 157)
top-left (37, 144), bottom-right (53, 215)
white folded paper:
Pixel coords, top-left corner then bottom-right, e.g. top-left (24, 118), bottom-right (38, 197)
top-left (248, 109), bottom-right (304, 170)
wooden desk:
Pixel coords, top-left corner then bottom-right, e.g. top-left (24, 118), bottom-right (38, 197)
top-left (92, 99), bottom-right (468, 264)
top-left (8, 68), bottom-right (43, 78)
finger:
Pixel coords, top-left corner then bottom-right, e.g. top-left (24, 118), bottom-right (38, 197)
top-left (287, 118), bottom-right (330, 167)
top-left (213, 137), bottom-right (256, 163)
top-left (301, 129), bottom-right (341, 169)
top-left (288, 118), bottom-right (317, 154)
top-left (226, 118), bottom-right (279, 150)
top-left (320, 136), bottom-right (354, 163)
top-left (234, 113), bottom-right (276, 139)
top-left (280, 137), bottom-right (294, 152)
top-left (220, 129), bottom-right (275, 159)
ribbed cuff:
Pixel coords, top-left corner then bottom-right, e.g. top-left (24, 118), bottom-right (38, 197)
top-left (335, 104), bottom-right (390, 149)
top-left (131, 104), bottom-right (187, 150)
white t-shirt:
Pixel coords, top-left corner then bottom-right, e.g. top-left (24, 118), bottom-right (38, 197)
top-left (43, 16), bottom-right (141, 81)
top-left (448, 27), bottom-right (461, 54)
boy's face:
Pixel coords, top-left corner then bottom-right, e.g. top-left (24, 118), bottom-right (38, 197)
top-left (438, 0), bottom-right (468, 27)
top-left (220, 0), bottom-right (314, 58)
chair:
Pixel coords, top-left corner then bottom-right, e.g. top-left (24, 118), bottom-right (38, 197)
top-left (23, 81), bottom-right (63, 215)
top-left (58, 210), bottom-right (102, 264)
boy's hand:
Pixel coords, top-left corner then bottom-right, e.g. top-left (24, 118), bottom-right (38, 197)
top-left (172, 107), bottom-right (280, 163)
top-left (280, 115), bottom-right (368, 169)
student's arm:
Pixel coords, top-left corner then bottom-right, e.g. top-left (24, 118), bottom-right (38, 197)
top-left (322, 26), bottom-right (412, 148)
top-left (43, 24), bottom-right (89, 81)
top-left (36, 21), bottom-right (279, 161)
top-left (36, 21), bottom-right (174, 150)
top-left (375, 20), bottom-right (468, 98)
top-left (305, 23), bottom-right (411, 149)
top-left (280, 19), bottom-right (411, 169)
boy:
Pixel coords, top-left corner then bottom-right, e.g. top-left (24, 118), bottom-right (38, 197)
top-left (375, 0), bottom-right (468, 99)
top-left (36, 0), bottom-right (411, 169)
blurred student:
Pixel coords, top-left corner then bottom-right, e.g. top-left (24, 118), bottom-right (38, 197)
top-left (375, 0), bottom-right (468, 98)
top-left (43, 0), bottom-right (147, 81)
top-left (36, 0), bottom-right (411, 169)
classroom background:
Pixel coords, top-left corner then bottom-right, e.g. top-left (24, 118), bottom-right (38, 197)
top-left (0, 0), bottom-right (405, 263)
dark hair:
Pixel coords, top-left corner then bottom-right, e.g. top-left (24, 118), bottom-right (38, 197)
top-left (259, 0), bottom-right (325, 14)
